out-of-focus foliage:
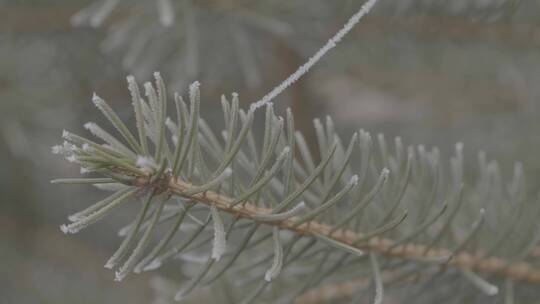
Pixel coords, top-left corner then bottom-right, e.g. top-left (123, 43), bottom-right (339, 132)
top-left (71, 0), bottom-right (336, 91)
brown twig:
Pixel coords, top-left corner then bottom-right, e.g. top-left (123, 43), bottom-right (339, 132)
top-left (167, 177), bottom-right (540, 285)
top-left (3, 6), bottom-right (540, 50)
top-left (294, 269), bottom-right (414, 304)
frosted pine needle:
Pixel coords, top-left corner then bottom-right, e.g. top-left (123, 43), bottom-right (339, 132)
top-left (250, 0), bottom-right (379, 111)
top-left (157, 0), bottom-right (175, 27)
top-left (210, 205), bottom-right (226, 261)
top-left (265, 227), bottom-right (284, 282)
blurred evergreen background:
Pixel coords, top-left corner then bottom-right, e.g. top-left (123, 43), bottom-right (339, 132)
top-left (1, 0), bottom-right (539, 303)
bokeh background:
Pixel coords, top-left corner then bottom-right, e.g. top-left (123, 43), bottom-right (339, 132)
top-left (1, 0), bottom-right (539, 303)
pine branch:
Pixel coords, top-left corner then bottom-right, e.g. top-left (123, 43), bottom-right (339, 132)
top-left (295, 268), bottom-right (415, 304)
top-left (52, 73), bottom-right (540, 303)
top-left (167, 177), bottom-right (540, 285)
top-left (42, 0), bottom-right (540, 302)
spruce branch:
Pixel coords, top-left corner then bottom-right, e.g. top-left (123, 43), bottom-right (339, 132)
top-left (50, 2), bottom-right (540, 302)
top-left (52, 74), bottom-right (540, 302)
top-left (167, 178), bottom-right (540, 285)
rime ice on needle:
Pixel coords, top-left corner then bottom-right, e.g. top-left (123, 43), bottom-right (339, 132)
top-left (250, 0), bottom-right (379, 111)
